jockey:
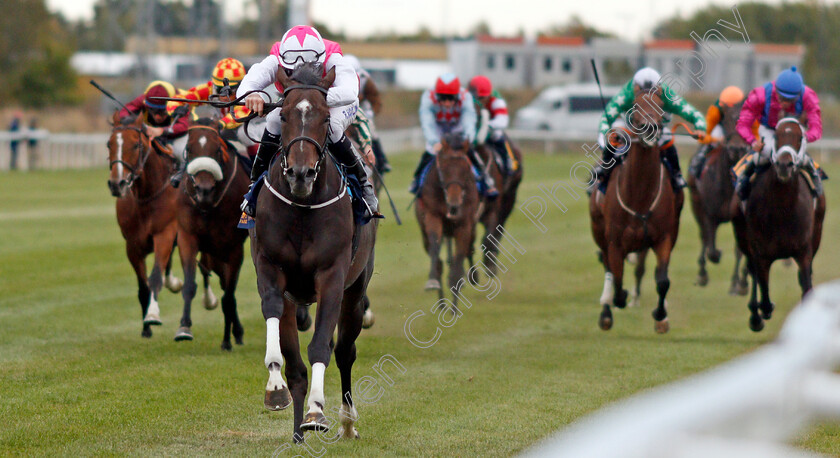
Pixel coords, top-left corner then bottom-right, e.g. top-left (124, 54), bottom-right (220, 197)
top-left (594, 67), bottom-right (706, 192)
top-left (118, 80), bottom-right (190, 147)
top-left (688, 86), bottom-right (755, 178)
top-left (170, 58), bottom-right (253, 187)
top-left (468, 75), bottom-right (518, 176)
top-left (344, 54), bottom-right (390, 173)
top-left (236, 25), bottom-right (379, 219)
top-left (410, 73), bottom-right (497, 196)
top-left (733, 66), bottom-right (824, 199)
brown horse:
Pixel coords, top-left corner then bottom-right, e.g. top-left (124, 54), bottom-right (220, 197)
top-left (687, 102), bottom-right (750, 294)
top-left (250, 63), bottom-right (378, 442)
top-left (472, 139), bottom-right (524, 276)
top-left (416, 133), bottom-right (480, 309)
top-left (731, 118), bottom-right (826, 332)
top-left (589, 86), bottom-right (683, 333)
top-left (107, 113), bottom-right (183, 338)
top-left (174, 118), bottom-right (250, 349)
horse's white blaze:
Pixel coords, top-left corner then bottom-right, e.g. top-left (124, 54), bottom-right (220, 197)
top-left (297, 99), bottom-right (311, 154)
top-left (115, 132), bottom-right (124, 178)
top-left (198, 135), bottom-right (207, 149)
top-left (145, 294), bottom-right (161, 321)
top-left (186, 157), bottom-right (223, 180)
top-left (600, 272), bottom-right (614, 306)
top-left (308, 362), bottom-right (326, 413)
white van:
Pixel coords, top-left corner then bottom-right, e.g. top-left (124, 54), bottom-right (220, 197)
top-left (514, 84), bottom-right (620, 137)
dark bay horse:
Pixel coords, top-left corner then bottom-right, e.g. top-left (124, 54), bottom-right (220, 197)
top-left (174, 118), bottom-right (250, 349)
top-left (415, 133), bottom-right (479, 310)
top-left (107, 113), bottom-right (183, 338)
top-left (732, 118), bottom-right (826, 332)
top-left (687, 102), bottom-right (749, 294)
top-left (472, 139), bottom-right (524, 277)
top-left (250, 63), bottom-right (378, 442)
top-left (589, 87), bottom-right (683, 333)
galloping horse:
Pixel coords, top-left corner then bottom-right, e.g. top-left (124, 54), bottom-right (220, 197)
top-left (107, 113), bottom-right (182, 337)
top-left (687, 102), bottom-right (750, 294)
top-left (732, 118), bottom-right (826, 332)
top-left (416, 133), bottom-right (479, 309)
top-left (589, 86), bottom-right (683, 333)
top-left (174, 118), bottom-right (250, 348)
top-left (250, 63), bottom-right (378, 441)
top-left (472, 139), bottom-right (524, 276)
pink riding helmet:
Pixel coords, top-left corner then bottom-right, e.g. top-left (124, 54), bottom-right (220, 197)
top-left (278, 25), bottom-right (326, 70)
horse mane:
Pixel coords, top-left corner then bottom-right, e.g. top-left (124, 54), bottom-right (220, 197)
top-left (120, 115), bottom-right (138, 126)
top-left (194, 117), bottom-right (218, 128)
top-left (290, 62), bottom-right (324, 85)
top-left (442, 132), bottom-right (467, 151)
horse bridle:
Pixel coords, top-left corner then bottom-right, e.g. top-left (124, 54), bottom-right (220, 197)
top-left (277, 84), bottom-right (331, 180)
top-left (772, 117), bottom-right (807, 166)
top-left (109, 125), bottom-right (152, 189)
top-left (185, 124), bottom-right (237, 208)
top-left (435, 149), bottom-right (472, 194)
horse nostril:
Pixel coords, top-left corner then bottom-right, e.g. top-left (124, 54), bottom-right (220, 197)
top-left (118, 179), bottom-right (127, 187)
top-left (305, 168), bottom-right (317, 179)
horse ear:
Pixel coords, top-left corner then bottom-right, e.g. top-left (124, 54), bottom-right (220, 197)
top-left (320, 66), bottom-right (336, 91)
top-left (111, 111), bottom-right (121, 126)
top-left (276, 66), bottom-right (293, 90)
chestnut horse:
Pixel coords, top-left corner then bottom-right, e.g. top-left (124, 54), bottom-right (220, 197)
top-left (107, 114), bottom-right (183, 337)
top-left (416, 133), bottom-right (479, 310)
top-left (589, 86), bottom-right (683, 333)
top-left (732, 118), bottom-right (826, 332)
top-left (250, 63), bottom-right (378, 442)
top-left (174, 118), bottom-right (250, 349)
top-left (687, 102), bottom-right (750, 294)
top-left (472, 139), bottom-right (524, 276)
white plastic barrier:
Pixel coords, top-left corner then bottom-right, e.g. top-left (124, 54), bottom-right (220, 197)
top-left (525, 281), bottom-right (840, 458)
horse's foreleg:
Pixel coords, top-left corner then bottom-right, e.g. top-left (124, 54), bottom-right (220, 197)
top-left (706, 221), bottom-right (722, 264)
top-left (147, 228), bottom-right (177, 327)
top-left (755, 257), bottom-right (774, 321)
top-left (302, 266), bottom-right (348, 432)
top-left (450, 225), bottom-right (474, 312)
top-left (256, 254), bottom-right (292, 412)
top-left (599, 244), bottom-right (625, 331)
top-left (218, 248), bottom-right (244, 351)
top-left (630, 249), bottom-right (647, 308)
top-left (175, 233), bottom-right (199, 341)
top-left (651, 239), bottom-right (673, 334)
top-left (424, 215), bottom-right (444, 292)
top-left (729, 248), bottom-right (749, 296)
top-left (795, 253), bottom-right (813, 298)
top-left (334, 274), bottom-right (367, 440)
top-left (127, 245), bottom-right (152, 338)
top-left (695, 213), bottom-right (710, 286)
top-left (745, 256), bottom-right (764, 332)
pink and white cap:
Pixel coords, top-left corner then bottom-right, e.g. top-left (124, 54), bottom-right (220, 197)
top-left (278, 25), bottom-right (326, 69)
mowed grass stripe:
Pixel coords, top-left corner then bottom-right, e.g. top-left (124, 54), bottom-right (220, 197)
top-left (1, 154), bottom-right (838, 456)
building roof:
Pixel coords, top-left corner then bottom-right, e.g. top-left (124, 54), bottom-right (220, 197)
top-left (644, 39), bottom-right (695, 50)
top-left (477, 34), bottom-right (525, 45)
top-left (753, 43), bottom-right (804, 55)
top-left (536, 36), bottom-right (586, 47)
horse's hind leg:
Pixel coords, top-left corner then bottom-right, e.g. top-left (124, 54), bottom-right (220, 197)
top-left (755, 257), bottom-right (774, 321)
top-left (629, 250), bottom-right (647, 308)
top-left (423, 215), bottom-right (444, 293)
top-left (746, 257), bottom-right (764, 332)
top-left (706, 221), bottom-right (722, 264)
top-left (147, 228), bottom-right (177, 328)
top-left (601, 245), bottom-right (627, 331)
top-left (198, 254), bottom-right (218, 310)
top-left (651, 239), bottom-right (674, 334)
top-left (164, 238), bottom-right (183, 293)
top-left (695, 215), bottom-right (710, 286)
top-left (795, 252), bottom-right (814, 298)
top-left (334, 274), bottom-right (367, 439)
top-left (175, 233), bottom-right (199, 341)
top-left (729, 248), bottom-right (749, 296)
top-left (217, 249), bottom-right (245, 351)
top-left (127, 245), bottom-right (152, 337)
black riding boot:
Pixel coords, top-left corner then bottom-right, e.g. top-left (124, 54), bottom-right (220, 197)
top-left (689, 143), bottom-right (713, 179)
top-left (330, 134), bottom-right (380, 218)
top-left (590, 146), bottom-right (617, 194)
top-left (802, 156), bottom-right (824, 197)
top-left (488, 137), bottom-right (511, 176)
top-left (734, 155), bottom-right (756, 201)
top-left (371, 138), bottom-right (390, 173)
top-left (240, 129), bottom-right (280, 217)
top-left (662, 144), bottom-right (687, 189)
top-left (410, 151), bottom-right (435, 194)
top-left (467, 148), bottom-right (498, 198)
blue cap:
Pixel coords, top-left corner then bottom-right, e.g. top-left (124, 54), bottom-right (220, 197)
top-left (775, 66), bottom-right (804, 99)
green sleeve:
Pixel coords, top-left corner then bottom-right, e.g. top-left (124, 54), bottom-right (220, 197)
top-left (598, 79), bottom-right (635, 136)
top-left (661, 84), bottom-right (706, 131)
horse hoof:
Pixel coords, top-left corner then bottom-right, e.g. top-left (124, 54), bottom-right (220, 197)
top-left (708, 250), bottom-right (722, 264)
top-left (221, 341), bottom-right (232, 351)
top-left (598, 313), bottom-right (613, 331)
top-left (759, 302), bottom-right (775, 320)
top-left (629, 295), bottom-right (640, 308)
top-left (654, 318), bottom-right (670, 334)
top-left (696, 273), bottom-right (709, 287)
top-left (749, 315), bottom-right (765, 332)
top-left (362, 309), bottom-right (375, 329)
top-left (339, 426), bottom-right (360, 439)
top-left (424, 279), bottom-right (441, 291)
top-left (141, 328), bottom-right (152, 338)
top-left (203, 294), bottom-right (219, 311)
top-left (143, 313), bottom-right (162, 326)
top-left (264, 387), bottom-right (292, 411)
top-left (301, 411), bottom-right (330, 432)
top-left (626, 253), bottom-right (638, 265)
top-left (165, 276), bottom-right (183, 293)
top-left (174, 327), bottom-right (193, 341)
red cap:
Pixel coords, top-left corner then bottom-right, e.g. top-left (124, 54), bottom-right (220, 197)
top-left (434, 73), bottom-right (461, 95)
top-left (468, 75), bottom-right (492, 97)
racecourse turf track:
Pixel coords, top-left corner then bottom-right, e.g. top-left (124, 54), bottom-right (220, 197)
top-left (1, 151), bottom-right (839, 456)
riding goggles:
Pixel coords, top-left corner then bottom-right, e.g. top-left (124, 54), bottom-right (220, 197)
top-left (280, 49), bottom-right (325, 66)
top-left (436, 93), bottom-right (457, 102)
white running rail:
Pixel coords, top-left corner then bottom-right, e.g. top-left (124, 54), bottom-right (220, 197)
top-left (525, 280), bottom-right (840, 458)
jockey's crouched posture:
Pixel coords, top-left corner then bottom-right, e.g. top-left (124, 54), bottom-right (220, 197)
top-left (468, 75), bottom-right (518, 177)
top-left (237, 25), bottom-right (380, 219)
top-left (592, 67), bottom-right (706, 193)
top-left (409, 73), bottom-right (497, 196)
top-left (118, 80), bottom-right (190, 161)
top-left (733, 66), bottom-right (824, 199)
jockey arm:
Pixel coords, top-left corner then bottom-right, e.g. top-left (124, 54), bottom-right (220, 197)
top-left (419, 90), bottom-right (441, 152)
top-left (598, 80), bottom-right (635, 137)
top-left (802, 87), bottom-right (822, 143)
top-left (661, 87), bottom-right (706, 132)
top-left (736, 88), bottom-right (763, 145)
top-left (236, 55), bottom-right (277, 103)
top-left (486, 93), bottom-right (510, 131)
top-left (701, 103), bottom-right (722, 143)
top-left (118, 94), bottom-right (146, 119)
top-left (460, 92), bottom-right (478, 145)
top-left (324, 54), bottom-right (359, 108)
top-left (160, 113), bottom-right (190, 140)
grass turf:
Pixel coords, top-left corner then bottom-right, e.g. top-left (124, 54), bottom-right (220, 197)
top-left (1, 151), bottom-right (838, 456)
